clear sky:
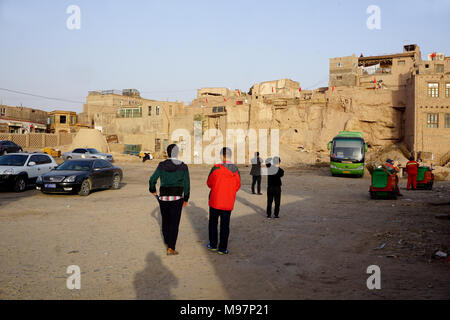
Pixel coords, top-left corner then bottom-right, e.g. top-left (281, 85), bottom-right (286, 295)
top-left (0, 0), bottom-right (449, 112)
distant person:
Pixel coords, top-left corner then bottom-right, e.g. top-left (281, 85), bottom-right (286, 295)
top-left (266, 156), bottom-right (284, 219)
top-left (406, 156), bottom-right (419, 190)
top-left (206, 147), bottom-right (241, 255)
top-left (250, 151), bottom-right (263, 195)
top-left (385, 158), bottom-right (402, 196)
top-left (149, 144), bottom-right (190, 255)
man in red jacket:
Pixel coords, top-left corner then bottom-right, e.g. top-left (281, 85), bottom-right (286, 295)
top-left (206, 147), bottom-right (241, 255)
top-left (406, 156), bottom-right (419, 190)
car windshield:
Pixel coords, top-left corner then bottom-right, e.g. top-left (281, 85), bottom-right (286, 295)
top-left (332, 139), bottom-right (364, 161)
top-left (56, 160), bottom-right (92, 171)
top-left (87, 148), bottom-right (99, 154)
top-left (0, 155), bottom-right (28, 166)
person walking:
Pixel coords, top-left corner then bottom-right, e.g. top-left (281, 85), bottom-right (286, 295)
top-left (250, 151), bottom-right (263, 195)
top-left (266, 156), bottom-right (284, 219)
top-left (406, 156), bottom-right (419, 190)
top-left (149, 144), bottom-right (190, 255)
top-left (206, 147), bottom-right (241, 255)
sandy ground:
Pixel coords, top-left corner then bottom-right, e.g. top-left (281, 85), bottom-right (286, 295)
top-left (0, 161), bottom-right (449, 300)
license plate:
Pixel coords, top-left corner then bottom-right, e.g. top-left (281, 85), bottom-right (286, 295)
top-left (343, 171), bottom-right (351, 174)
top-left (45, 184), bottom-right (56, 188)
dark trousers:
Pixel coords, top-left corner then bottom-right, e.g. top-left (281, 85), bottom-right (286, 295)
top-left (209, 207), bottom-right (231, 252)
top-left (251, 175), bottom-right (261, 193)
top-left (267, 186), bottom-right (281, 217)
top-left (159, 199), bottom-right (184, 250)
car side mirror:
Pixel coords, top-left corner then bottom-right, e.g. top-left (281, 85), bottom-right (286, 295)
top-left (364, 143), bottom-right (368, 152)
top-left (327, 142), bottom-right (332, 150)
top-left (28, 161), bottom-right (36, 166)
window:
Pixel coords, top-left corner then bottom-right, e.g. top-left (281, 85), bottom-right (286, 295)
top-left (148, 106), bottom-right (152, 116)
top-left (118, 107), bottom-right (142, 118)
top-left (70, 116), bottom-right (76, 125)
top-left (212, 106), bottom-right (225, 113)
top-left (93, 160), bottom-right (103, 169)
top-left (446, 83), bottom-right (450, 98)
top-left (446, 114), bottom-right (450, 128)
top-left (337, 62), bottom-right (343, 68)
top-left (98, 159), bottom-right (112, 168)
top-left (398, 60), bottom-right (405, 65)
top-left (28, 155), bottom-right (40, 165)
top-left (38, 155), bottom-right (52, 164)
top-left (336, 76), bottom-right (343, 80)
top-left (436, 64), bottom-right (444, 73)
top-left (428, 83), bottom-right (439, 97)
top-left (427, 113), bottom-right (439, 128)
top-left (49, 116), bottom-right (55, 124)
top-left (60, 115), bottom-right (67, 124)
top-left (156, 106), bottom-right (160, 116)
top-left (73, 149), bottom-right (87, 154)
top-left (0, 107), bottom-right (5, 116)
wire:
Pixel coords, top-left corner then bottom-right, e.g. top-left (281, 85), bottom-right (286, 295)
top-left (0, 87), bottom-right (84, 104)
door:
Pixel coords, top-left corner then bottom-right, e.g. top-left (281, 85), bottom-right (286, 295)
top-left (72, 149), bottom-right (87, 159)
top-left (26, 155), bottom-right (41, 179)
top-left (99, 160), bottom-right (114, 187)
top-left (91, 160), bottom-right (107, 188)
top-left (37, 155), bottom-right (54, 175)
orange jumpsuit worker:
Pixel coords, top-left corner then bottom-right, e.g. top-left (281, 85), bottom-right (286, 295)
top-left (406, 156), bottom-right (419, 190)
top-left (385, 159), bottom-right (402, 196)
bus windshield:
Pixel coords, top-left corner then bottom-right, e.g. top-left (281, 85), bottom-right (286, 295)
top-left (331, 139), bottom-right (364, 161)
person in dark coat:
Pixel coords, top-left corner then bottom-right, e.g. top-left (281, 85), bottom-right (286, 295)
top-left (266, 156), bottom-right (284, 219)
top-left (250, 152), bottom-right (263, 195)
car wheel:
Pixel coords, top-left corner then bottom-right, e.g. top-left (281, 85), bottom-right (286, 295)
top-left (111, 174), bottom-right (121, 190)
top-left (3, 150), bottom-right (7, 155)
top-left (67, 156), bottom-right (72, 160)
top-left (78, 179), bottom-right (91, 196)
top-left (14, 176), bottom-right (27, 192)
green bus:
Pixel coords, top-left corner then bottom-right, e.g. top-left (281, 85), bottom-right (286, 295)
top-left (327, 131), bottom-right (368, 177)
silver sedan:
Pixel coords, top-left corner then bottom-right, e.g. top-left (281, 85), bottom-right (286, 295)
top-left (62, 148), bottom-right (114, 162)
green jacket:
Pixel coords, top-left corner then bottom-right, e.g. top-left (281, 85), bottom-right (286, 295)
top-left (149, 159), bottom-right (190, 202)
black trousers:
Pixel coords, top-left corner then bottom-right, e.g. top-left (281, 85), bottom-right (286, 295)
top-left (209, 207), bottom-right (231, 252)
top-left (267, 186), bottom-right (281, 217)
top-left (159, 199), bottom-right (184, 250)
top-left (251, 175), bottom-right (261, 193)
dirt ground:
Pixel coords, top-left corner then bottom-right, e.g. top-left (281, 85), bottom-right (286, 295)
top-left (0, 161), bottom-right (449, 300)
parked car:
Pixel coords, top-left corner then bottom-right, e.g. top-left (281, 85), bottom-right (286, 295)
top-left (0, 140), bottom-right (23, 156)
top-left (62, 148), bottom-right (114, 162)
top-left (0, 153), bottom-right (58, 192)
top-left (36, 159), bottom-right (122, 196)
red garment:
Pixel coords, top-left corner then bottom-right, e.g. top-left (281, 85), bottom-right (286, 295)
top-left (207, 162), bottom-right (241, 211)
top-left (407, 174), bottom-right (417, 190)
top-left (406, 160), bottom-right (419, 175)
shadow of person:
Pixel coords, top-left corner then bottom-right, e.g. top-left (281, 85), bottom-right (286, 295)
top-left (236, 195), bottom-right (266, 216)
top-left (133, 252), bottom-right (178, 299)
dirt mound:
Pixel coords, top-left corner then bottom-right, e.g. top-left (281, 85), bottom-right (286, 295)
top-left (433, 166), bottom-right (450, 181)
top-left (71, 129), bottom-right (109, 153)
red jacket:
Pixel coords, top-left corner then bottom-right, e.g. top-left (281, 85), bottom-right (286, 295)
top-left (207, 162), bottom-right (241, 211)
top-left (406, 160), bottom-right (419, 175)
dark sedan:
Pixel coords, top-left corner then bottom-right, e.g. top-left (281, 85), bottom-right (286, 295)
top-left (0, 140), bottom-right (23, 155)
top-left (36, 159), bottom-right (122, 196)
